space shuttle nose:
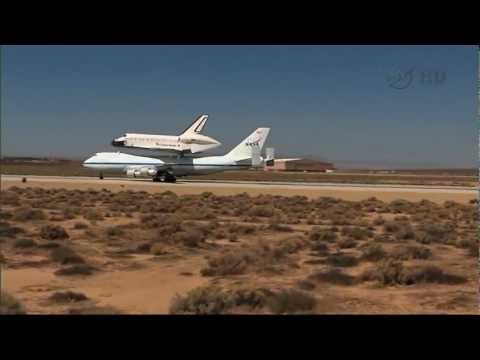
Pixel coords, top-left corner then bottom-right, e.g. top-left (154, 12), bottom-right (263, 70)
top-left (111, 138), bottom-right (126, 147)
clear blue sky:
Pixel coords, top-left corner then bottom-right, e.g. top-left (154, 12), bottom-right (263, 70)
top-left (1, 45), bottom-right (477, 168)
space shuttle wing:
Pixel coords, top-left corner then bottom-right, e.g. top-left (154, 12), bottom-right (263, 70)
top-left (180, 115), bottom-right (208, 135)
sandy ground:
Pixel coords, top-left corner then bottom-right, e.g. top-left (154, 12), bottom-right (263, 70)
top-left (4, 254), bottom-right (209, 314)
top-left (1, 180), bottom-right (477, 314)
top-left (1, 175), bottom-right (477, 204)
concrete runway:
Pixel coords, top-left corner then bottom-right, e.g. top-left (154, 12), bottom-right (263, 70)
top-left (1, 174), bottom-right (477, 203)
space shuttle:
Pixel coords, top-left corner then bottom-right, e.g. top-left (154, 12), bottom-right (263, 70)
top-left (111, 115), bottom-right (221, 155)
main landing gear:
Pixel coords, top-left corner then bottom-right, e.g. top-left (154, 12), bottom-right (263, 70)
top-left (99, 173), bottom-right (104, 180)
top-left (153, 170), bottom-right (176, 183)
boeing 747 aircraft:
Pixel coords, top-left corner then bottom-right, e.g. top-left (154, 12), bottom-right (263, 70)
top-left (111, 115), bottom-right (221, 156)
top-left (85, 128), bottom-right (272, 183)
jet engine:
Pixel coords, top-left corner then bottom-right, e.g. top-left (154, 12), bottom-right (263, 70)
top-left (126, 168), bottom-right (157, 177)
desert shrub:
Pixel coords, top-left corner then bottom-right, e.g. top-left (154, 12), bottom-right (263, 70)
top-left (276, 235), bottom-right (307, 254)
top-left (247, 205), bottom-right (276, 218)
top-left (38, 241), bottom-right (61, 249)
top-left (50, 246), bottom-right (85, 264)
top-left (68, 305), bottom-right (121, 314)
top-left (84, 209), bottom-right (104, 222)
top-left (73, 222), bottom-right (88, 229)
top-left (0, 221), bottom-right (25, 238)
top-left (372, 216), bottom-right (385, 226)
top-left (13, 238), bottom-right (37, 248)
top-left (143, 214), bottom-right (183, 234)
top-left (390, 245), bottom-right (432, 260)
top-left (326, 252), bottom-right (359, 267)
top-left (360, 244), bottom-right (387, 262)
top-left (150, 243), bottom-right (168, 256)
top-left (383, 220), bottom-right (416, 241)
top-left (84, 229), bottom-right (97, 239)
top-left (176, 206), bottom-right (215, 220)
top-left (388, 199), bottom-right (413, 213)
top-left (402, 266), bottom-right (466, 285)
top-left (309, 268), bottom-right (355, 286)
top-left (228, 233), bottom-right (238, 242)
top-left (40, 224), bottom-right (69, 240)
top-left (360, 260), bottom-right (466, 286)
top-left (172, 228), bottom-right (206, 247)
top-left (12, 208), bottom-right (46, 222)
top-left (54, 264), bottom-right (96, 276)
top-left (455, 239), bottom-right (478, 257)
top-left (0, 210), bottom-right (13, 220)
top-left (184, 221), bottom-right (213, 238)
top-left (213, 229), bottom-right (227, 239)
top-left (0, 293), bottom-right (25, 314)
top-left (201, 249), bottom-right (253, 276)
top-left (296, 280), bottom-right (316, 291)
top-left (341, 226), bottom-right (372, 240)
top-left (169, 286), bottom-right (270, 314)
top-left (329, 214), bottom-right (351, 226)
top-left (49, 291), bottom-right (89, 303)
top-left (225, 223), bottom-right (257, 236)
top-left (309, 228), bottom-right (337, 243)
top-left (467, 242), bottom-right (478, 257)
top-left (1, 191), bottom-right (20, 206)
top-left (373, 234), bottom-right (394, 243)
top-left (337, 238), bottom-right (357, 249)
top-left (310, 241), bottom-right (329, 255)
top-left (136, 242), bottom-right (152, 253)
top-left (62, 207), bottom-right (78, 220)
top-left (201, 240), bottom-right (295, 276)
top-left (383, 221), bottom-right (401, 233)
top-left (359, 259), bottom-right (405, 285)
top-left (106, 226), bottom-right (125, 237)
top-left (267, 222), bottom-right (293, 232)
top-left (267, 289), bottom-right (316, 314)
top-left (415, 222), bottom-right (456, 244)
top-left (50, 215), bottom-right (65, 222)
top-left (394, 227), bottom-right (416, 241)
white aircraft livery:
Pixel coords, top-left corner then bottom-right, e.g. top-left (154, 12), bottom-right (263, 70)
top-left (85, 128), bottom-right (272, 183)
top-left (111, 114), bottom-right (221, 155)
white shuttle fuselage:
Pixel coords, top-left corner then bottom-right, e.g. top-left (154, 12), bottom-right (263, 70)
top-left (111, 115), bottom-right (221, 155)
